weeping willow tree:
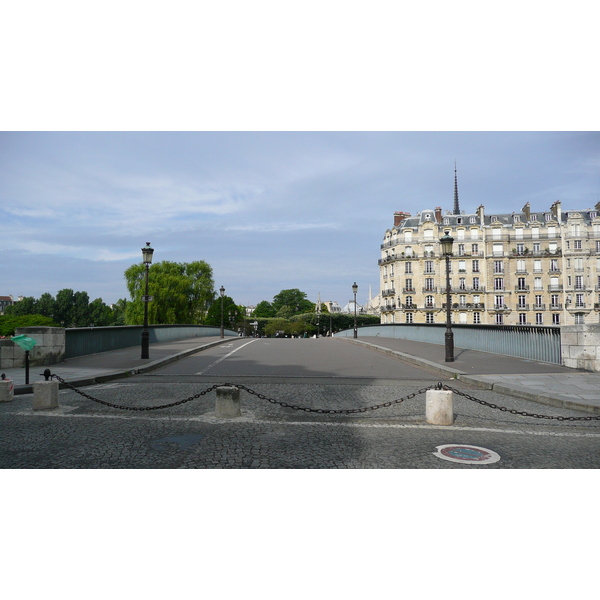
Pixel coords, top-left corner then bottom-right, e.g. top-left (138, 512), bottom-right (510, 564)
top-left (124, 260), bottom-right (215, 325)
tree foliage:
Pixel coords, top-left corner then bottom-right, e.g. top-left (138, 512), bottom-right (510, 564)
top-left (0, 314), bottom-right (58, 337)
top-left (204, 295), bottom-right (244, 329)
top-left (5, 289), bottom-right (119, 327)
top-left (271, 289), bottom-right (315, 316)
top-left (124, 260), bottom-right (214, 325)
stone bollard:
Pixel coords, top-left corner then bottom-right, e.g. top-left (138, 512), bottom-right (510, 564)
top-left (33, 371), bottom-right (59, 411)
top-left (426, 387), bottom-right (454, 425)
top-left (215, 386), bottom-right (241, 418)
top-left (0, 374), bottom-right (14, 402)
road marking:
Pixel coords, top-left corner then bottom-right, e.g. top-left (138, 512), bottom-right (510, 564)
top-left (11, 410), bottom-right (600, 437)
top-left (195, 339), bottom-right (257, 375)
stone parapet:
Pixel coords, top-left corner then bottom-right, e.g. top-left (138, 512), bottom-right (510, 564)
top-left (0, 327), bottom-right (66, 369)
top-left (561, 324), bottom-right (600, 372)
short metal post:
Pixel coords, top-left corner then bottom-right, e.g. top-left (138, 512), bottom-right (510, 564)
top-left (426, 387), bottom-right (454, 425)
top-left (215, 386), bottom-right (241, 418)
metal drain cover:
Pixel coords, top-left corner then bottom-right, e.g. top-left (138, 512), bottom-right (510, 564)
top-left (434, 444), bottom-right (500, 465)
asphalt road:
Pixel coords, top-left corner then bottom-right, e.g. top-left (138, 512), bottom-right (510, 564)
top-left (2, 337), bottom-right (600, 468)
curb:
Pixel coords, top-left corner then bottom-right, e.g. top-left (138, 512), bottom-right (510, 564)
top-left (13, 338), bottom-right (233, 395)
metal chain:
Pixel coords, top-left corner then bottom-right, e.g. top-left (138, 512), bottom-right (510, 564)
top-left (232, 383), bottom-right (438, 414)
top-left (442, 383), bottom-right (600, 421)
top-left (51, 374), bottom-right (221, 412)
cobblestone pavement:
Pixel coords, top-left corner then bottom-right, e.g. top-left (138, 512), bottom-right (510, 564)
top-left (2, 379), bottom-right (600, 468)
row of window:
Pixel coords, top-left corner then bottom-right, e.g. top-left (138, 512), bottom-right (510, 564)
top-left (398, 312), bottom-right (591, 325)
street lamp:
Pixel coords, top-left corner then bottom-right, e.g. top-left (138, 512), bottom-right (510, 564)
top-left (141, 242), bottom-right (154, 359)
top-left (352, 282), bottom-right (358, 338)
top-left (220, 286), bottom-right (225, 339)
top-left (440, 230), bottom-right (454, 362)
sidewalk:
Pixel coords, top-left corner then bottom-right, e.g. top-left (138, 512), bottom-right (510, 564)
top-left (2, 336), bottom-right (232, 395)
top-left (344, 336), bottom-right (600, 414)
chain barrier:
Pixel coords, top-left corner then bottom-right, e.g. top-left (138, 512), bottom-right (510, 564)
top-left (51, 374), bottom-right (600, 422)
top-left (232, 383), bottom-right (439, 414)
top-left (442, 383), bottom-right (600, 422)
top-left (51, 374), bottom-right (221, 412)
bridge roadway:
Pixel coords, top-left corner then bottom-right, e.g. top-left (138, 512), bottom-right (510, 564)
top-left (1, 335), bottom-right (600, 468)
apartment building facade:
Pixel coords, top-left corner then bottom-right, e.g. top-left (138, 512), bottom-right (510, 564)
top-left (379, 200), bottom-right (600, 327)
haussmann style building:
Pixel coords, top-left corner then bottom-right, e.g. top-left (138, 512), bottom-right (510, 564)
top-left (379, 170), bottom-right (600, 327)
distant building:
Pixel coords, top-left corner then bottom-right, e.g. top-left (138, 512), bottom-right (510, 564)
top-left (0, 295), bottom-right (14, 315)
top-left (379, 168), bottom-right (600, 326)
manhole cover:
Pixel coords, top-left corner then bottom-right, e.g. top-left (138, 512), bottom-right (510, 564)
top-left (434, 444), bottom-right (500, 465)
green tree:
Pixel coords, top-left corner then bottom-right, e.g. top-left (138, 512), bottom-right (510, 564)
top-left (5, 296), bottom-right (36, 316)
top-left (204, 295), bottom-right (243, 329)
top-left (88, 298), bottom-right (113, 326)
top-left (252, 300), bottom-right (275, 318)
top-left (73, 291), bottom-right (90, 327)
top-left (271, 289), bottom-right (314, 315)
top-left (54, 289), bottom-right (75, 327)
top-left (124, 260), bottom-right (215, 325)
top-left (110, 298), bottom-right (128, 326)
top-left (0, 314), bottom-right (58, 337)
top-left (36, 292), bottom-right (55, 318)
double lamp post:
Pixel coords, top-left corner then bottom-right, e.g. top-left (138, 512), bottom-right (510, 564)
top-left (140, 242), bottom-right (154, 359)
top-left (440, 230), bottom-right (455, 363)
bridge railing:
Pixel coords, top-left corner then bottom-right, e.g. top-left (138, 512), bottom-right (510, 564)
top-left (334, 323), bottom-right (562, 364)
top-left (65, 324), bottom-right (236, 359)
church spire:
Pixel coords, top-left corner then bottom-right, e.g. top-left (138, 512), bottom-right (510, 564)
top-left (453, 161), bottom-right (460, 215)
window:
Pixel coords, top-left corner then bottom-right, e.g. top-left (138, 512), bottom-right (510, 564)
top-left (456, 229), bottom-right (465, 240)
top-left (571, 224), bottom-right (581, 236)
top-left (494, 277), bottom-right (504, 290)
top-left (458, 244), bottom-right (465, 256)
top-left (492, 228), bottom-right (502, 239)
top-left (470, 217), bottom-right (477, 224)
top-left (471, 243), bottom-right (479, 254)
top-left (458, 260), bottom-right (466, 272)
top-left (473, 294), bottom-right (481, 304)
top-left (574, 258), bottom-right (583, 271)
top-left (472, 260), bottom-right (480, 272)
top-left (405, 312), bottom-right (413, 324)
top-left (548, 226), bottom-right (556, 237)
top-left (494, 260), bottom-right (504, 273)
top-left (575, 275), bottom-right (583, 290)
top-left (459, 295), bottom-right (466, 305)
top-left (533, 242), bottom-right (541, 254)
top-left (536, 313), bottom-right (543, 325)
top-left (575, 313), bottom-right (585, 324)
top-left (516, 243), bottom-right (524, 254)
top-left (495, 314), bottom-right (504, 325)
top-left (425, 278), bottom-right (435, 291)
top-left (532, 228), bottom-right (540, 238)
top-left (405, 295), bottom-right (413, 306)
top-left (533, 260), bottom-right (542, 272)
top-left (575, 293), bottom-right (584, 307)
top-left (473, 312), bottom-right (481, 324)
top-left (519, 313), bottom-right (527, 325)
top-left (514, 215), bottom-right (521, 223)
top-left (518, 295), bottom-right (526, 308)
top-left (551, 294), bottom-right (560, 308)
top-left (425, 261), bottom-right (434, 273)
top-left (493, 243), bottom-right (503, 256)
top-left (552, 314), bottom-right (560, 325)
top-left (550, 259), bottom-right (559, 271)
top-left (574, 240), bottom-right (582, 250)
top-left (472, 277), bottom-right (480, 290)
top-left (470, 228), bottom-right (479, 239)
top-left (426, 313), bottom-right (435, 324)
top-left (549, 242), bottom-right (558, 254)
top-left (405, 246), bottom-right (413, 256)
top-left (405, 262), bottom-right (412, 274)
top-left (425, 295), bottom-right (434, 308)
top-left (516, 259), bottom-right (526, 272)
top-left (495, 295), bottom-right (504, 307)
top-left (517, 277), bottom-right (527, 290)
top-left (405, 279), bottom-right (413, 291)
top-left (459, 277), bottom-right (466, 290)
top-left (423, 229), bottom-right (434, 240)
top-left (534, 295), bottom-right (542, 308)
top-left (404, 230), bottom-right (413, 242)
top-left (534, 277), bottom-right (543, 290)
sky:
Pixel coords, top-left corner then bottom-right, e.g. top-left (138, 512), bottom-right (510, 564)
top-left (1, 131), bottom-right (599, 308)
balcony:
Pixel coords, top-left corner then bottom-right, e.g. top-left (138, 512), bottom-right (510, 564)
top-left (547, 285), bottom-right (563, 291)
top-left (515, 285), bottom-right (530, 292)
top-left (549, 304), bottom-right (563, 310)
top-left (533, 304), bottom-right (546, 310)
top-left (402, 287), bottom-right (415, 293)
top-left (422, 287), bottom-right (438, 293)
top-left (517, 304), bottom-right (530, 311)
top-left (402, 303), bottom-right (416, 310)
top-left (381, 289), bottom-right (396, 297)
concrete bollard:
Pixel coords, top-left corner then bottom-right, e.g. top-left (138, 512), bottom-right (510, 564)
top-left (33, 379), bottom-right (59, 411)
top-left (0, 375), bottom-right (14, 402)
top-left (426, 388), bottom-right (454, 425)
top-left (215, 386), bottom-right (241, 418)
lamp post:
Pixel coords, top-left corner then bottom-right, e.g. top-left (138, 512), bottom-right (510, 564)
top-left (141, 242), bottom-right (154, 359)
top-left (352, 282), bottom-right (358, 339)
top-left (219, 286), bottom-right (225, 339)
top-left (440, 230), bottom-right (454, 362)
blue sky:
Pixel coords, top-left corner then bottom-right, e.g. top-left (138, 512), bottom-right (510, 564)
top-left (1, 131), bottom-right (599, 308)
top-left (2, 3), bottom-right (598, 309)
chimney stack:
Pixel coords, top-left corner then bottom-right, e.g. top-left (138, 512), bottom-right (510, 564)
top-left (394, 211), bottom-right (411, 227)
top-left (434, 207), bottom-right (443, 223)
